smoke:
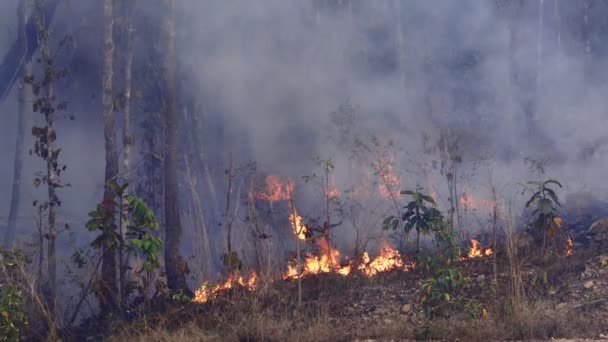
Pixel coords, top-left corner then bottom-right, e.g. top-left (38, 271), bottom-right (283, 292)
top-left (1, 0), bottom-right (607, 263)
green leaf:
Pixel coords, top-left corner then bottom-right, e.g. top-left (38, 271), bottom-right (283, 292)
top-left (525, 192), bottom-right (541, 208)
top-left (544, 188), bottom-right (561, 206)
top-left (420, 194), bottom-right (436, 205)
top-left (544, 179), bottom-right (562, 188)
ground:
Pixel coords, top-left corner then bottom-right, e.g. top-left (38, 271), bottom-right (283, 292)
top-left (91, 231), bottom-right (608, 342)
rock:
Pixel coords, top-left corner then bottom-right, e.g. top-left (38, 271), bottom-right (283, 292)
top-left (556, 303), bottom-right (568, 311)
top-left (477, 274), bottom-right (486, 282)
top-left (383, 318), bottom-right (394, 325)
top-left (401, 303), bottom-right (412, 314)
top-left (584, 280), bottom-right (595, 289)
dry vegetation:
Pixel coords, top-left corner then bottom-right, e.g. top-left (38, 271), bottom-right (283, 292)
top-left (101, 241), bottom-right (608, 342)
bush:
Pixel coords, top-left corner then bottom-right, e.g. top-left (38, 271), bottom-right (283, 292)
top-left (0, 249), bottom-right (29, 341)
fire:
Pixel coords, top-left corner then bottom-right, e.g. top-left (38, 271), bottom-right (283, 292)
top-left (357, 245), bottom-right (415, 277)
top-left (462, 239), bottom-right (493, 260)
top-left (459, 188), bottom-right (477, 209)
top-left (326, 185), bottom-right (341, 199)
top-left (256, 175), bottom-right (294, 201)
top-left (373, 152), bottom-right (401, 199)
top-left (289, 204), bottom-right (308, 240)
top-left (193, 272), bottom-right (258, 304)
top-left (566, 237), bottom-right (573, 256)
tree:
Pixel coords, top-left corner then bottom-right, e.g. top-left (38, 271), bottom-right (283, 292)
top-left (0, 0), bottom-right (60, 102)
top-left (28, 0), bottom-right (71, 319)
top-left (162, 0), bottom-right (191, 295)
top-left (5, 0), bottom-right (33, 248)
top-left (100, 0), bottom-right (119, 314)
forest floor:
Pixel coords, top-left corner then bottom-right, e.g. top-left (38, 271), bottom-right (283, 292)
top-left (90, 230), bottom-right (608, 342)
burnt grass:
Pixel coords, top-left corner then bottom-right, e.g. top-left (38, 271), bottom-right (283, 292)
top-left (102, 249), bottom-right (608, 341)
top-left (96, 234), bottom-right (608, 342)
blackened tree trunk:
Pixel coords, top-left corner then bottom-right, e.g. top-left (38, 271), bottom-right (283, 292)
top-left (101, 0), bottom-right (119, 313)
top-left (162, 0), bottom-right (190, 295)
top-left (5, 0), bottom-right (32, 248)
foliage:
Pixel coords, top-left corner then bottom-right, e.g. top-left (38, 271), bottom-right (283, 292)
top-left (169, 289), bottom-right (192, 304)
top-left (0, 249), bottom-right (29, 341)
top-left (86, 181), bottom-right (162, 301)
top-left (523, 179), bottom-right (564, 248)
top-left (420, 267), bottom-right (468, 319)
top-left (383, 189), bottom-right (444, 252)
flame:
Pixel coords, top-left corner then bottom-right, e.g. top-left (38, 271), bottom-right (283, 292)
top-left (289, 204), bottom-right (308, 240)
top-left (554, 217), bottom-right (563, 228)
top-left (566, 237), bottom-right (573, 257)
top-left (326, 185), bottom-right (341, 199)
top-left (256, 175), bottom-right (294, 201)
top-left (462, 239), bottom-right (493, 260)
top-left (193, 272), bottom-right (258, 304)
top-left (357, 245), bottom-right (414, 277)
top-left (373, 152), bottom-right (401, 199)
top-left (460, 187), bottom-right (479, 210)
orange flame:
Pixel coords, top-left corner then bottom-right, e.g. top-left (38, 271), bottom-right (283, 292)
top-left (289, 204), bottom-right (308, 240)
top-left (193, 272), bottom-right (258, 304)
top-left (373, 152), bottom-right (401, 199)
top-left (326, 185), bottom-right (341, 199)
top-left (357, 245), bottom-right (414, 277)
top-left (461, 239), bottom-right (493, 260)
top-left (566, 237), bottom-right (573, 257)
top-left (256, 175), bottom-right (294, 201)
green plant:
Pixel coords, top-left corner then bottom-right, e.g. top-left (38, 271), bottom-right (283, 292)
top-left (86, 182), bottom-right (162, 306)
top-left (420, 267), bottom-right (468, 319)
top-left (0, 249), bottom-right (29, 341)
top-left (383, 189), bottom-right (443, 253)
top-left (170, 289), bottom-right (192, 304)
top-left (523, 179), bottom-right (563, 253)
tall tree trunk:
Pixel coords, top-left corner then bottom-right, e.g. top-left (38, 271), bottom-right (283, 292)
top-left (553, 0), bottom-right (562, 71)
top-left (33, 0), bottom-right (59, 318)
top-left (118, 0), bottom-right (136, 309)
top-left (101, 0), bottom-right (118, 314)
top-left (5, 0), bottom-right (32, 248)
top-left (162, 0), bottom-right (190, 294)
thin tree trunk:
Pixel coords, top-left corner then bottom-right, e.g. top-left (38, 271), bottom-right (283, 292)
top-left (5, 0), bottom-right (31, 248)
top-left (536, 0), bottom-right (544, 96)
top-left (224, 154), bottom-right (234, 256)
top-left (101, 0), bottom-right (119, 314)
top-left (492, 187), bottom-right (498, 292)
top-left (553, 0), bottom-right (561, 71)
top-left (33, 0), bottom-right (59, 317)
top-left (247, 182), bottom-right (263, 272)
top-left (288, 195), bottom-right (302, 307)
top-left (394, 0), bottom-right (406, 93)
top-left (185, 156), bottom-right (212, 278)
top-left (162, 0), bottom-right (190, 295)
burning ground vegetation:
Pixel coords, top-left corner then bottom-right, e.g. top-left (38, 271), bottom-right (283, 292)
top-left (106, 177), bottom-right (608, 342)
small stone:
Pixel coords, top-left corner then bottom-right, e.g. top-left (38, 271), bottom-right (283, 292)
top-left (584, 280), bottom-right (595, 289)
top-left (383, 318), bottom-right (394, 325)
top-left (556, 303), bottom-right (568, 311)
top-left (477, 274), bottom-right (486, 282)
top-left (401, 303), bottom-right (412, 314)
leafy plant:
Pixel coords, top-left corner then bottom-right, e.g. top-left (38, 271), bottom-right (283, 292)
top-left (86, 182), bottom-right (162, 307)
top-left (0, 249), bottom-right (29, 341)
top-left (383, 189), bottom-right (443, 253)
top-left (524, 179), bottom-right (564, 253)
top-left (420, 267), bottom-right (468, 319)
